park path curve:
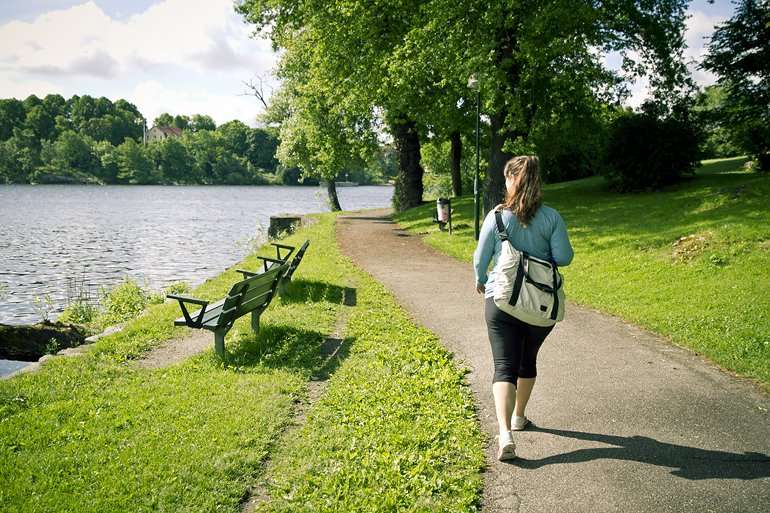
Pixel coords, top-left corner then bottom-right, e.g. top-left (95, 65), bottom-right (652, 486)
top-left (336, 208), bottom-right (770, 513)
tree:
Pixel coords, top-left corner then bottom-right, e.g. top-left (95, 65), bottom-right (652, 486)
top-left (409, 0), bottom-right (692, 208)
top-left (25, 104), bottom-right (56, 141)
top-left (692, 85), bottom-right (741, 158)
top-left (239, 0), bottom-right (690, 211)
top-left (272, 81), bottom-right (374, 210)
top-left (152, 137), bottom-right (195, 184)
top-left (173, 115), bottom-right (191, 130)
top-left (0, 99), bottom-right (26, 141)
top-left (238, 0), bottom-right (430, 211)
top-left (190, 114), bottom-right (216, 132)
top-left (247, 128), bottom-right (279, 172)
top-left (154, 112), bottom-right (175, 127)
top-left (217, 120), bottom-right (250, 156)
top-left (0, 129), bottom-right (41, 182)
top-left (39, 130), bottom-right (98, 177)
top-left (116, 138), bottom-right (157, 184)
top-left (702, 0), bottom-right (770, 170)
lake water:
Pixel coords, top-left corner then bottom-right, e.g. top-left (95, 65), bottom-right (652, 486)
top-left (0, 184), bottom-right (393, 325)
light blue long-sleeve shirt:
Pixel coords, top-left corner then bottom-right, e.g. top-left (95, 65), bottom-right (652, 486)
top-left (473, 206), bottom-right (574, 299)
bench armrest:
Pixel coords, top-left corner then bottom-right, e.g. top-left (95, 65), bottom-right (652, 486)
top-left (257, 256), bottom-right (285, 272)
top-left (167, 294), bottom-right (208, 306)
top-left (270, 242), bottom-right (295, 261)
top-left (167, 294), bottom-right (209, 328)
top-left (236, 269), bottom-right (258, 279)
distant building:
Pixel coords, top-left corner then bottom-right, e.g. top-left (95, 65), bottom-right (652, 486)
top-left (147, 125), bottom-right (183, 142)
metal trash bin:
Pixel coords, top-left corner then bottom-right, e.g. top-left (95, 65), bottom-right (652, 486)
top-left (434, 198), bottom-right (452, 233)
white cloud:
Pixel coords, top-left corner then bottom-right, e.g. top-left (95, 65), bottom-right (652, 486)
top-left (0, 73), bottom-right (63, 99)
top-left (132, 80), bottom-right (263, 127)
top-left (0, 0), bottom-right (274, 77)
top-left (684, 9), bottom-right (727, 86)
top-left (0, 0), bottom-right (278, 125)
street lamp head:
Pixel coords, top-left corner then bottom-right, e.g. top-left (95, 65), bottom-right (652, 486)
top-left (467, 75), bottom-right (478, 90)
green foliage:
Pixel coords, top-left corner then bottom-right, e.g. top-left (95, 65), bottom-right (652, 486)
top-left (0, 95), bottom-right (282, 185)
top-left (396, 157), bottom-right (770, 391)
top-left (534, 114), bottom-right (607, 183)
top-left (162, 281), bottom-right (190, 296)
top-left (602, 109), bottom-right (700, 192)
top-left (58, 299), bottom-right (99, 326)
top-left (692, 85), bottom-right (742, 159)
top-left (98, 278), bottom-right (163, 327)
top-left (421, 135), bottom-right (479, 199)
top-left (702, 0), bottom-right (770, 169)
top-left (115, 138), bottom-right (157, 184)
top-left (31, 294), bottom-right (54, 323)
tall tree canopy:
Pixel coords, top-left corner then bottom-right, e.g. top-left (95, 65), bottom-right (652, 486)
top-left (702, 0), bottom-right (770, 169)
top-left (238, 0), bottom-right (691, 210)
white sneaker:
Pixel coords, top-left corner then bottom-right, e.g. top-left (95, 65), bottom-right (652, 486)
top-left (512, 415), bottom-right (530, 431)
top-left (497, 431), bottom-right (517, 461)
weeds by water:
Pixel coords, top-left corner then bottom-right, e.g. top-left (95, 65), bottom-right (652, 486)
top-left (59, 277), bottom-right (190, 332)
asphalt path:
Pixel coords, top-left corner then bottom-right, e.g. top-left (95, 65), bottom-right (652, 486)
top-left (336, 209), bottom-right (770, 513)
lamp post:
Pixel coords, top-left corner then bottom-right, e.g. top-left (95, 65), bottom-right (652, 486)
top-left (468, 75), bottom-right (481, 240)
top-left (137, 117), bottom-right (147, 146)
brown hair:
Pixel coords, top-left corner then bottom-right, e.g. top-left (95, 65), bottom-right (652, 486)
top-left (502, 155), bottom-right (542, 227)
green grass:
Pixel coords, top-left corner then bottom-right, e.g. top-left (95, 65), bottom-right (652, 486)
top-left (253, 248), bottom-right (485, 512)
top-left (0, 213), bottom-right (485, 512)
top-left (396, 156), bottom-right (770, 391)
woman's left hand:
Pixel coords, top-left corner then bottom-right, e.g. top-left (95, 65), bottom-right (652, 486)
top-left (476, 283), bottom-right (485, 294)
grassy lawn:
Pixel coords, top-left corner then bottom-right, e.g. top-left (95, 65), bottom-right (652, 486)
top-left (0, 213), bottom-right (485, 512)
top-left (252, 245), bottom-right (485, 512)
top-left (395, 157), bottom-right (770, 392)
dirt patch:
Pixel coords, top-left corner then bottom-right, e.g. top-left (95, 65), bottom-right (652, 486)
top-left (671, 233), bottom-right (711, 262)
top-left (134, 330), bottom-right (211, 369)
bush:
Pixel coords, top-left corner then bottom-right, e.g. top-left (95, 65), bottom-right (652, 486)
top-left (535, 117), bottom-right (605, 183)
top-left (59, 300), bottom-right (99, 325)
top-left (99, 278), bottom-right (163, 326)
top-left (602, 111), bottom-right (700, 192)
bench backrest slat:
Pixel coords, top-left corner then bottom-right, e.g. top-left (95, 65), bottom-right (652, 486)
top-left (217, 262), bottom-right (287, 327)
top-left (285, 240), bottom-right (310, 281)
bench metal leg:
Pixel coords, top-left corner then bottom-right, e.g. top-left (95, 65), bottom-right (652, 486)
top-left (251, 310), bottom-right (261, 333)
top-left (214, 328), bottom-right (227, 358)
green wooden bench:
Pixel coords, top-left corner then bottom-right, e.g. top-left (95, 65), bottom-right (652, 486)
top-left (168, 247), bottom-right (293, 357)
top-left (238, 240), bottom-right (310, 296)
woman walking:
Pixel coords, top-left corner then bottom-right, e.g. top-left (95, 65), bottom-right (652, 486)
top-left (473, 155), bottom-right (574, 461)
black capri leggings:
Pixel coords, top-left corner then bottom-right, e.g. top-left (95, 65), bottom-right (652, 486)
top-left (485, 297), bottom-right (554, 384)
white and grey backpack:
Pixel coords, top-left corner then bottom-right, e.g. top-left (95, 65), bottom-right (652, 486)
top-left (492, 209), bottom-right (565, 327)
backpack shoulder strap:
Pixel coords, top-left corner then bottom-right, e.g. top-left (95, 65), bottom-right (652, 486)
top-left (493, 209), bottom-right (509, 242)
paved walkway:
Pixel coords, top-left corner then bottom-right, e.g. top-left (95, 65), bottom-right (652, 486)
top-left (336, 209), bottom-right (770, 513)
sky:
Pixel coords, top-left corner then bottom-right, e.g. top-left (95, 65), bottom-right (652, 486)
top-left (0, 0), bottom-right (738, 127)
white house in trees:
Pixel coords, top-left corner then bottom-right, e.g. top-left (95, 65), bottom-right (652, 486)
top-left (147, 125), bottom-right (183, 142)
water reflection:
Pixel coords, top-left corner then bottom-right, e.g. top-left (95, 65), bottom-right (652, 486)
top-left (0, 184), bottom-right (393, 324)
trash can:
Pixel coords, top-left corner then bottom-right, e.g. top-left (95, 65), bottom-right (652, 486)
top-left (435, 198), bottom-right (452, 233)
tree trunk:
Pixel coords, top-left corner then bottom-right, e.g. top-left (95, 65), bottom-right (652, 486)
top-left (450, 130), bottom-right (462, 197)
top-left (326, 180), bottom-right (342, 211)
top-left (484, 109), bottom-right (515, 213)
top-left (391, 117), bottom-right (424, 212)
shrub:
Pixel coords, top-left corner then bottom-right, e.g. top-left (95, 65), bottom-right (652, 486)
top-left (99, 278), bottom-right (163, 326)
top-left (535, 117), bottom-right (606, 183)
top-left (59, 300), bottom-right (99, 325)
top-left (163, 281), bottom-right (190, 296)
top-left (602, 111), bottom-right (700, 192)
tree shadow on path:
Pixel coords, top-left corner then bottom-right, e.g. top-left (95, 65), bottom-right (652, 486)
top-left (510, 426), bottom-right (770, 480)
